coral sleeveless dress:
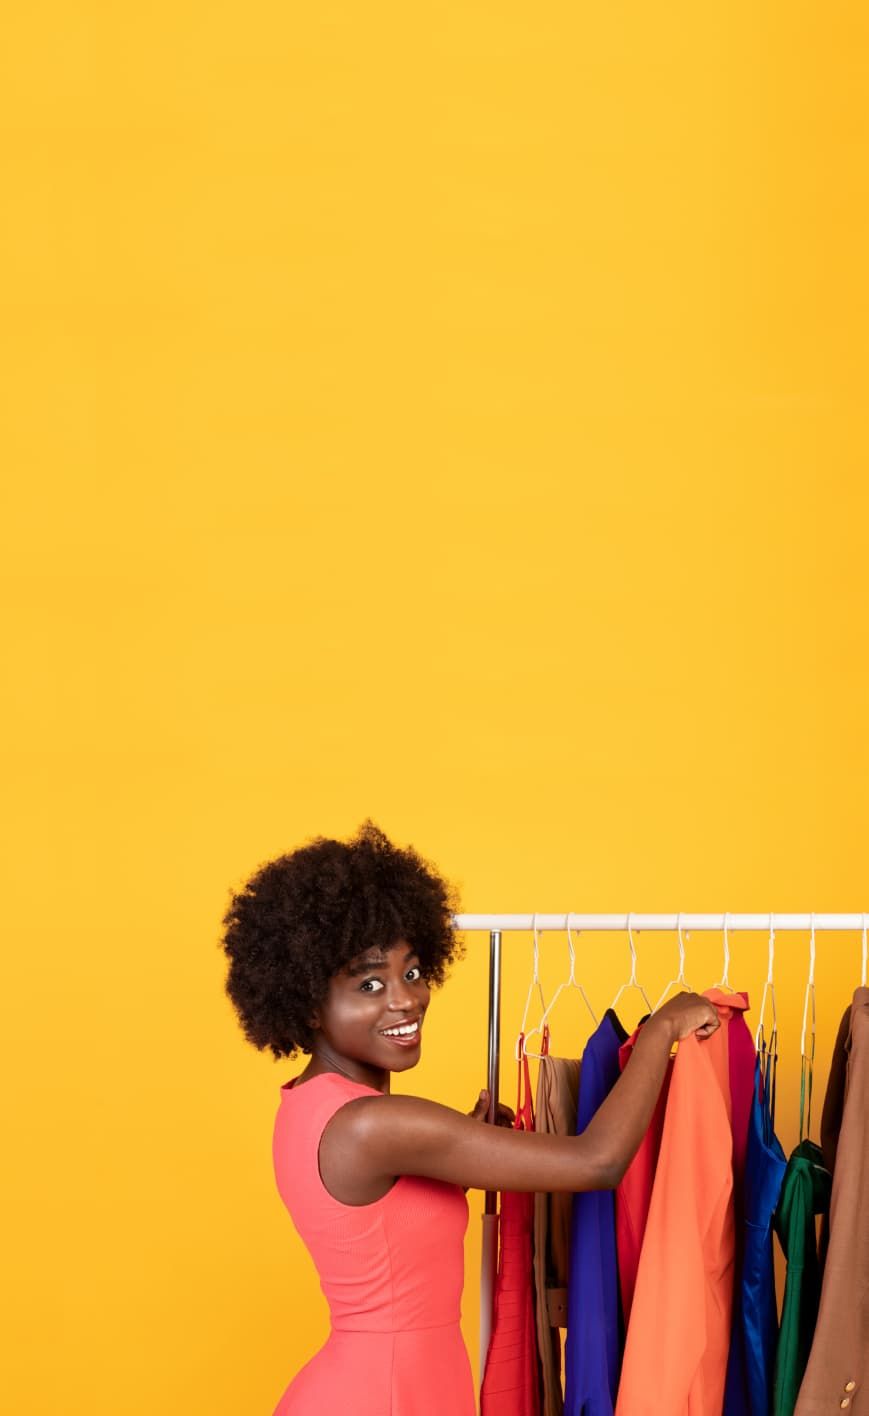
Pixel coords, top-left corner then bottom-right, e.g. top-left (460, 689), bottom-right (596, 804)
top-left (271, 1072), bottom-right (476, 1415)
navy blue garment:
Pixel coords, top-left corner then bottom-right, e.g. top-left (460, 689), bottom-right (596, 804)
top-left (564, 1008), bottom-right (628, 1416)
top-left (723, 1048), bottom-right (788, 1416)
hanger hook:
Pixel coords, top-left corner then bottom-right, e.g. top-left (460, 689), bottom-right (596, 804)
top-left (517, 913), bottom-right (547, 1058)
top-left (800, 913), bottom-right (817, 1060)
top-left (653, 911), bottom-right (691, 1012)
top-left (714, 910), bottom-right (731, 989)
top-left (612, 913), bottom-right (652, 1015)
top-left (566, 912), bottom-right (577, 984)
top-left (755, 913), bottom-right (778, 1050)
top-left (862, 912), bottom-right (868, 989)
top-left (626, 911), bottom-right (638, 985)
top-left (525, 913), bottom-right (598, 1057)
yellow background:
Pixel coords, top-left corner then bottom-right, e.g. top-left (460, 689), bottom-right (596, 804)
top-left (2, 2), bottom-right (868, 1411)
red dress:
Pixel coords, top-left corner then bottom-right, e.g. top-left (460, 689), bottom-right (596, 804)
top-left (272, 1072), bottom-right (476, 1415)
top-left (481, 1042), bottom-right (541, 1416)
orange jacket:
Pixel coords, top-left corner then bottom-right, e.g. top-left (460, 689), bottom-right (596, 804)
top-left (615, 990), bottom-right (749, 1416)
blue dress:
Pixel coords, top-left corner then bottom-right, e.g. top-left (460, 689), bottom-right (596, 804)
top-left (564, 1009), bottom-right (627, 1416)
top-left (723, 1049), bottom-right (787, 1416)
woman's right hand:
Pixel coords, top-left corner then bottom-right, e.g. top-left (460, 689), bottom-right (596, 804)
top-left (654, 991), bottom-right (720, 1042)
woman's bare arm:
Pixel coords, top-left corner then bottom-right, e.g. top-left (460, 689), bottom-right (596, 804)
top-left (321, 992), bottom-right (719, 1200)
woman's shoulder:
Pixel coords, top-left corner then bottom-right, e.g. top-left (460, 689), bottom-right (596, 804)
top-left (276, 1071), bottom-right (384, 1142)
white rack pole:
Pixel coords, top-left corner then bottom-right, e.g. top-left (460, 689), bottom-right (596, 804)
top-left (461, 910), bottom-right (867, 1402)
top-left (454, 912), bottom-right (866, 932)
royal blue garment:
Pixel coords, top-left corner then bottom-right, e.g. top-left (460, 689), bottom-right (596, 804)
top-left (564, 1008), bottom-right (627, 1416)
top-left (723, 1048), bottom-right (788, 1416)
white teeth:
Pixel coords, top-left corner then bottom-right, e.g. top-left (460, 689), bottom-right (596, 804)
top-left (382, 1020), bottom-right (420, 1037)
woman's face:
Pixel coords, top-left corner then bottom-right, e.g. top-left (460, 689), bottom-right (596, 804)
top-left (311, 938), bottom-right (431, 1079)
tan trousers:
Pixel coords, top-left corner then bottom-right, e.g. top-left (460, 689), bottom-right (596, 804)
top-left (532, 1055), bottom-right (581, 1416)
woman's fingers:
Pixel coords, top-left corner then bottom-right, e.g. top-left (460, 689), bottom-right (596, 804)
top-left (468, 1088), bottom-right (489, 1120)
top-left (468, 1090), bottom-right (516, 1127)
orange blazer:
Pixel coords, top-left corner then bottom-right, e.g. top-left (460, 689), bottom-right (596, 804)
top-left (615, 989), bottom-right (749, 1416)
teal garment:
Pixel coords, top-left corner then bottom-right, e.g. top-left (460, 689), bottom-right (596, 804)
top-left (772, 1139), bottom-right (832, 1416)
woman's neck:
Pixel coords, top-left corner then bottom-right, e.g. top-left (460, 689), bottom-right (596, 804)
top-left (298, 1042), bottom-right (391, 1093)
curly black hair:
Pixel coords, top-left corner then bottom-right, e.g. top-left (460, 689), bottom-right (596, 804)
top-left (220, 819), bottom-right (464, 1059)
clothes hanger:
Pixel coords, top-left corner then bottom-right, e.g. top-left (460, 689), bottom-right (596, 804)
top-left (524, 915), bottom-right (598, 1058)
top-left (516, 913), bottom-right (548, 1060)
top-left (652, 911), bottom-right (692, 1012)
top-left (712, 911), bottom-right (742, 996)
top-left (610, 912), bottom-right (653, 1018)
top-left (798, 912), bottom-right (817, 1143)
top-left (755, 914), bottom-right (779, 1132)
top-left (754, 913), bottom-right (778, 1055)
top-left (861, 913), bottom-right (867, 988)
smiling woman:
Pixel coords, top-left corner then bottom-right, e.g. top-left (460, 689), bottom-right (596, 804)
top-left (219, 821), bottom-right (719, 1415)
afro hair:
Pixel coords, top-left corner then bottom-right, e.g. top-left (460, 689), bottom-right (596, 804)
top-left (219, 819), bottom-right (464, 1059)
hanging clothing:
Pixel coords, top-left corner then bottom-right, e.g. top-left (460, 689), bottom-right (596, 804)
top-left (817, 1000), bottom-right (852, 1271)
top-left (772, 1139), bottom-right (832, 1416)
top-left (615, 988), bottom-right (750, 1416)
top-left (721, 1001), bottom-right (764, 1416)
top-left (564, 1008), bottom-right (628, 1416)
top-left (533, 1052), bottom-right (581, 1416)
top-left (794, 987), bottom-right (869, 1415)
top-left (615, 1023), bottom-right (673, 1326)
top-left (482, 1045), bottom-right (541, 1416)
top-left (271, 1072), bottom-right (475, 1416)
top-left (723, 1048), bottom-right (788, 1416)
top-left (727, 992), bottom-right (758, 1256)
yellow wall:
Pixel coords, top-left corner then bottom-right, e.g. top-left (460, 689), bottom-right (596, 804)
top-left (3, 2), bottom-right (868, 1411)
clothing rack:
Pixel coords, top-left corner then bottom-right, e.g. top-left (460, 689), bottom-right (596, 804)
top-left (450, 913), bottom-right (869, 1388)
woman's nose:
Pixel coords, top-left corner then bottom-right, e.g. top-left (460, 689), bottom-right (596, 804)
top-left (386, 984), bottom-right (414, 1010)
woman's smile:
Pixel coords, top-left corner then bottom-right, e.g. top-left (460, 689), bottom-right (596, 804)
top-left (378, 1015), bottom-right (423, 1047)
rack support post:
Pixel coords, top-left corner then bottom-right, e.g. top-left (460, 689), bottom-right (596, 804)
top-left (479, 929), bottom-right (501, 1389)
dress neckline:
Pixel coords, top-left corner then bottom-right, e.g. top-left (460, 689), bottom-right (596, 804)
top-left (280, 1071), bottom-right (385, 1097)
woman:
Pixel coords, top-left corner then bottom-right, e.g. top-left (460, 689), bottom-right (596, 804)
top-left (221, 820), bottom-right (718, 1415)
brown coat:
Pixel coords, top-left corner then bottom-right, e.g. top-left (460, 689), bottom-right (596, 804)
top-left (532, 1055), bottom-right (581, 1416)
top-left (794, 986), bottom-right (869, 1415)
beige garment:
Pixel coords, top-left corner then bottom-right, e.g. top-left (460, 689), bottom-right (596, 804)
top-left (795, 986), bottom-right (869, 1415)
top-left (532, 1055), bottom-right (581, 1416)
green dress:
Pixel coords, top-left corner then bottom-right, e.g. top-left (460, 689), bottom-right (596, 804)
top-left (772, 1139), bottom-right (832, 1416)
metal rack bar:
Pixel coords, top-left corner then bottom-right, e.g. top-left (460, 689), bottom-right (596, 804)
top-left (455, 912), bottom-right (867, 932)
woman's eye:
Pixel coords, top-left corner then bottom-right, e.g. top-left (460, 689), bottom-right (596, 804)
top-left (360, 978), bottom-right (384, 992)
top-left (406, 965), bottom-right (422, 981)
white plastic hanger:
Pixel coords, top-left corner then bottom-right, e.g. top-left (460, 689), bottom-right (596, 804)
top-left (861, 913), bottom-right (867, 988)
top-left (754, 914), bottom-right (778, 1054)
top-left (712, 911), bottom-right (741, 995)
top-left (524, 915), bottom-right (598, 1058)
top-left (653, 912), bottom-right (692, 1012)
top-left (799, 912), bottom-right (817, 1061)
top-left (611, 912), bottom-right (653, 1017)
top-left (798, 912), bottom-right (817, 1141)
top-left (516, 914), bottom-right (548, 1060)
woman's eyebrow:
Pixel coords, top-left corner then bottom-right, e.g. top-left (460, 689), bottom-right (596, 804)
top-left (345, 956), bottom-right (388, 976)
top-left (344, 947), bottom-right (419, 977)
